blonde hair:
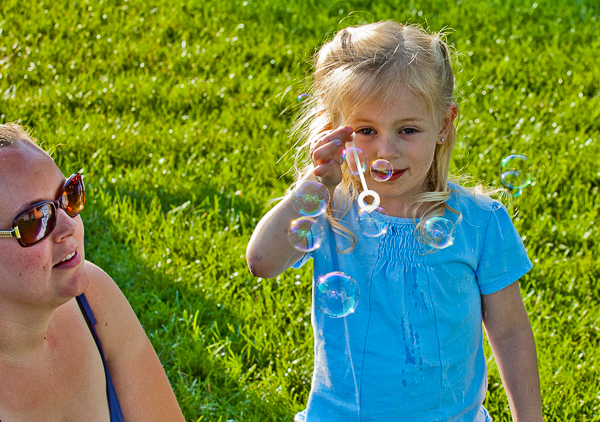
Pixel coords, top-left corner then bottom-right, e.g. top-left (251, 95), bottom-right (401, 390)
top-left (0, 123), bottom-right (42, 149)
top-left (291, 21), bottom-right (461, 250)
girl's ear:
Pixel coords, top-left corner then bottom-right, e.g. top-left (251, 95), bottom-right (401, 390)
top-left (437, 103), bottom-right (458, 142)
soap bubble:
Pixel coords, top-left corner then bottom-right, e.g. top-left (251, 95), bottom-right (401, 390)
top-left (370, 159), bottom-right (393, 182)
top-left (341, 146), bottom-right (367, 175)
top-left (510, 189), bottom-right (522, 198)
top-left (500, 155), bottom-right (533, 190)
top-left (357, 207), bottom-right (388, 237)
top-left (422, 217), bottom-right (455, 249)
top-left (291, 180), bottom-right (329, 217)
top-left (288, 217), bottom-right (324, 252)
top-left (500, 187), bottom-right (523, 199)
top-left (315, 272), bottom-right (359, 318)
top-left (297, 93), bottom-right (311, 102)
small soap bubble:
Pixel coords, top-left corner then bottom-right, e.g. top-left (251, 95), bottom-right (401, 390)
top-left (288, 217), bottom-right (324, 252)
top-left (341, 146), bottom-right (367, 175)
top-left (297, 93), bottom-right (311, 102)
top-left (422, 217), bottom-right (455, 249)
top-left (370, 159), bottom-right (393, 182)
top-left (500, 187), bottom-right (523, 199)
top-left (315, 272), bottom-right (359, 318)
top-left (357, 207), bottom-right (388, 237)
top-left (510, 188), bottom-right (522, 198)
top-left (500, 154), bottom-right (533, 190)
top-left (291, 180), bottom-right (329, 217)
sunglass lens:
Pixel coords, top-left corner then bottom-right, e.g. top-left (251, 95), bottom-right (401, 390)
top-left (62, 175), bottom-right (85, 217)
top-left (16, 203), bottom-right (57, 246)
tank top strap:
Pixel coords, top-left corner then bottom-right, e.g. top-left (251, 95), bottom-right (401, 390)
top-left (76, 294), bottom-right (125, 422)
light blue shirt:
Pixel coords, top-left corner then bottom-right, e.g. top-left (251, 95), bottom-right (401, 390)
top-left (293, 183), bottom-right (532, 422)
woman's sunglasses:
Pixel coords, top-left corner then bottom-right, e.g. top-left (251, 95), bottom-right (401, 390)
top-left (0, 173), bottom-right (85, 247)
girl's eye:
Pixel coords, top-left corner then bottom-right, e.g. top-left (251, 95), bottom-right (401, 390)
top-left (401, 128), bottom-right (417, 135)
top-left (357, 128), bottom-right (375, 135)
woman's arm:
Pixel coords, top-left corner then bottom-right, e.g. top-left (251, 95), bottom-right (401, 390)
top-left (482, 280), bottom-right (543, 422)
top-left (83, 262), bottom-right (186, 422)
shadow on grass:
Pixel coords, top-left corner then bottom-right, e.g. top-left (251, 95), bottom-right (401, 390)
top-left (82, 183), bottom-right (306, 421)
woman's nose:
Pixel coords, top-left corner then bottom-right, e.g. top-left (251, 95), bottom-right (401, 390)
top-left (52, 208), bottom-right (79, 242)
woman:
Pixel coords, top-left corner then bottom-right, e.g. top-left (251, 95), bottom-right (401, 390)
top-left (0, 124), bottom-right (185, 422)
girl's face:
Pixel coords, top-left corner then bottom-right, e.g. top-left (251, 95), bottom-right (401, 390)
top-left (0, 143), bottom-right (88, 312)
top-left (344, 85), bottom-right (455, 217)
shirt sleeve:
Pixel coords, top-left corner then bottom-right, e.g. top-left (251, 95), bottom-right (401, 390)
top-left (291, 251), bottom-right (313, 269)
top-left (476, 201), bottom-right (533, 295)
top-left (291, 227), bottom-right (315, 269)
top-left (291, 213), bottom-right (329, 269)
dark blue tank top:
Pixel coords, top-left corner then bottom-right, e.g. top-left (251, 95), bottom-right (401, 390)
top-left (76, 293), bottom-right (125, 422)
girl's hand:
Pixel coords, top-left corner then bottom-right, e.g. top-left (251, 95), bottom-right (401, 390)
top-left (311, 125), bottom-right (354, 191)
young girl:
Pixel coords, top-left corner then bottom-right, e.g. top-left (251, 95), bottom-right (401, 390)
top-left (246, 21), bottom-right (542, 421)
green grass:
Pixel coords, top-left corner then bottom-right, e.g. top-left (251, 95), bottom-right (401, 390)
top-left (1, 0), bottom-right (599, 420)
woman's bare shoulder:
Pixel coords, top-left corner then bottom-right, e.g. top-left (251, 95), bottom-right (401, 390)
top-left (79, 260), bottom-right (185, 421)
top-left (79, 260), bottom-right (141, 358)
top-left (82, 260), bottom-right (116, 294)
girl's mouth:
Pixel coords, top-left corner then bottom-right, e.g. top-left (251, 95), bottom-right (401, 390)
top-left (379, 169), bottom-right (405, 181)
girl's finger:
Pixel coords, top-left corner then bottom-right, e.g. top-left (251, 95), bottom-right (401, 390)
top-left (313, 138), bottom-right (344, 165)
top-left (309, 130), bottom-right (333, 153)
top-left (313, 160), bottom-right (336, 178)
top-left (311, 126), bottom-right (354, 164)
top-left (311, 126), bottom-right (353, 150)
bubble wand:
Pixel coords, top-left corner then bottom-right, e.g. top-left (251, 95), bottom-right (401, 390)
top-left (348, 137), bottom-right (380, 213)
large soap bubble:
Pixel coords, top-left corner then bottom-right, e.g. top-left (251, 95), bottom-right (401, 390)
top-left (291, 180), bottom-right (329, 217)
top-left (370, 159), bottom-right (393, 182)
top-left (315, 272), bottom-right (359, 318)
top-left (341, 146), bottom-right (368, 176)
top-left (422, 217), bottom-right (455, 249)
top-left (288, 217), bottom-right (324, 252)
top-left (357, 207), bottom-right (388, 238)
top-left (500, 154), bottom-right (533, 190)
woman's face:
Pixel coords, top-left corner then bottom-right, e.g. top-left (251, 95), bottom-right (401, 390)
top-left (0, 143), bottom-right (88, 310)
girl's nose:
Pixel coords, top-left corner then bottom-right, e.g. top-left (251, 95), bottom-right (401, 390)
top-left (377, 132), bottom-right (401, 160)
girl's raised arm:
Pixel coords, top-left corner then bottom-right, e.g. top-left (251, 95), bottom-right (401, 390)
top-left (246, 125), bottom-right (352, 278)
top-left (246, 195), bottom-right (310, 278)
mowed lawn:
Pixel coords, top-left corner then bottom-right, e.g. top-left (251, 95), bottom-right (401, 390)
top-left (1, 0), bottom-right (599, 420)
